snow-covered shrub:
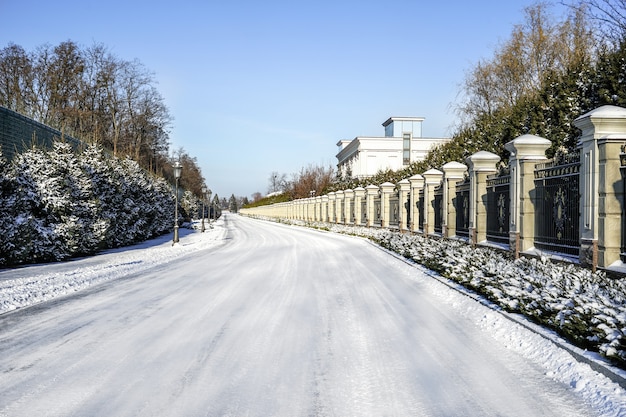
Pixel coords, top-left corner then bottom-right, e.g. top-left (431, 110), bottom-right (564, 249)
top-left (1, 142), bottom-right (176, 265)
top-left (181, 190), bottom-right (200, 221)
top-left (9, 147), bottom-right (69, 263)
top-left (0, 149), bottom-right (13, 265)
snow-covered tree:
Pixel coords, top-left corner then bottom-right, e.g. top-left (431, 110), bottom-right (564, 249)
top-left (2, 140), bottom-right (177, 266)
top-left (80, 143), bottom-right (119, 249)
top-left (181, 190), bottom-right (199, 221)
top-left (9, 147), bottom-right (66, 263)
top-left (46, 142), bottom-right (102, 256)
top-left (229, 194), bottom-right (238, 212)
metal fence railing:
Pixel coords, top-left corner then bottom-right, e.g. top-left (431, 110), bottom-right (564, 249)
top-left (487, 170), bottom-right (511, 245)
top-left (534, 152), bottom-right (580, 256)
top-left (418, 189), bottom-right (425, 232)
top-left (455, 177), bottom-right (470, 239)
top-left (434, 185), bottom-right (443, 234)
top-left (389, 192), bottom-right (400, 227)
top-left (374, 197), bottom-right (382, 227)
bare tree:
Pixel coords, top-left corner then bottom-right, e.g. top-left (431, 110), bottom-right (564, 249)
top-left (267, 171), bottom-right (287, 194)
top-left (286, 163), bottom-right (335, 199)
top-left (46, 41), bottom-right (85, 133)
top-left (0, 40), bottom-right (175, 179)
top-left (0, 43), bottom-right (32, 115)
top-left (457, 2), bottom-right (595, 125)
top-left (573, 0), bottom-right (626, 42)
top-left (251, 192), bottom-right (263, 203)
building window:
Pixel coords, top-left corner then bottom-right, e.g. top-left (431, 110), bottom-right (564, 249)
top-left (403, 133), bottom-right (411, 165)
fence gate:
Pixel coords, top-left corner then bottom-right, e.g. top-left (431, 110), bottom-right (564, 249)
top-left (486, 169), bottom-right (511, 245)
top-left (534, 152), bottom-right (580, 256)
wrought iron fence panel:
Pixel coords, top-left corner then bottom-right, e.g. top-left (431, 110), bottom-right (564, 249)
top-left (622, 146), bottom-right (626, 261)
top-left (361, 199), bottom-right (367, 224)
top-left (455, 178), bottom-right (470, 238)
top-left (404, 193), bottom-right (411, 227)
top-left (349, 200), bottom-right (355, 224)
top-left (486, 173), bottom-right (511, 245)
top-left (534, 152), bottom-right (580, 256)
top-left (389, 194), bottom-right (400, 227)
top-left (418, 189), bottom-right (425, 232)
top-left (434, 185), bottom-right (443, 234)
top-left (374, 198), bottom-right (382, 227)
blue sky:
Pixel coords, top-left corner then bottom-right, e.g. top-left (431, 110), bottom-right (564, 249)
top-left (0, 0), bottom-right (567, 199)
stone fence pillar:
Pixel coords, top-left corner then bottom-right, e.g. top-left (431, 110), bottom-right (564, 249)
top-left (422, 169), bottom-right (443, 235)
top-left (398, 179), bottom-right (410, 232)
top-left (315, 196), bottom-right (322, 221)
top-left (380, 182), bottom-right (395, 228)
top-left (442, 162), bottom-right (468, 238)
top-left (344, 189), bottom-right (354, 224)
top-left (573, 105), bottom-right (626, 269)
top-left (354, 187), bottom-right (365, 226)
top-left (466, 151), bottom-right (501, 245)
top-left (321, 195), bottom-right (328, 223)
top-left (327, 192), bottom-right (336, 223)
top-left (307, 197), bottom-right (315, 222)
top-left (334, 190), bottom-right (344, 224)
top-left (505, 134), bottom-right (551, 257)
top-left (409, 174), bottom-right (424, 232)
top-left (294, 199), bottom-right (300, 220)
top-left (365, 184), bottom-right (379, 227)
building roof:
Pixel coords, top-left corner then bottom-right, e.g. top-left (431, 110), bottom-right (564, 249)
top-left (381, 116), bottom-right (425, 127)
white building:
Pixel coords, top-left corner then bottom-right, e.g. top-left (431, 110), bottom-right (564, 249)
top-left (336, 117), bottom-right (451, 179)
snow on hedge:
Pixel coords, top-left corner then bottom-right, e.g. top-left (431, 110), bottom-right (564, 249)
top-left (0, 143), bottom-right (175, 266)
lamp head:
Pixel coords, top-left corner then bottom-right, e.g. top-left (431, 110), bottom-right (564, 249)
top-left (173, 161), bottom-right (183, 179)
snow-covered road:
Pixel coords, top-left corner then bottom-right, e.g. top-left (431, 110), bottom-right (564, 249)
top-left (0, 214), bottom-right (624, 416)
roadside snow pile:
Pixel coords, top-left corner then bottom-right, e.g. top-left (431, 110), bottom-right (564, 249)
top-left (0, 220), bottom-right (227, 314)
top-left (256, 216), bottom-right (626, 368)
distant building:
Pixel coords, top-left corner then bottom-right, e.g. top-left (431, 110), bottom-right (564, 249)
top-left (336, 117), bottom-right (451, 179)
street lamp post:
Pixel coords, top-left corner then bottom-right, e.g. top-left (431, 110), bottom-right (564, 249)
top-left (207, 189), bottom-right (212, 224)
top-left (172, 161), bottom-right (183, 245)
top-left (201, 185), bottom-right (207, 233)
